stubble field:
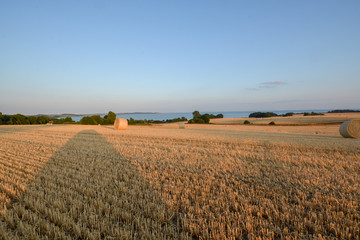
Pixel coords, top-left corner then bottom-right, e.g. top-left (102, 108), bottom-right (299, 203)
top-left (0, 121), bottom-right (359, 239)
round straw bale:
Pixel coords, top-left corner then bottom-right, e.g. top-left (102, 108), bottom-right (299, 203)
top-left (339, 119), bottom-right (360, 138)
top-left (114, 118), bottom-right (128, 130)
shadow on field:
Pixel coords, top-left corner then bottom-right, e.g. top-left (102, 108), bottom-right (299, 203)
top-left (0, 130), bottom-right (188, 239)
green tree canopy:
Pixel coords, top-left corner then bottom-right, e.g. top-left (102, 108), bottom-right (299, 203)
top-left (188, 111), bottom-right (217, 124)
top-left (104, 111), bottom-right (116, 124)
top-left (28, 116), bottom-right (38, 124)
top-left (37, 116), bottom-right (50, 124)
top-left (91, 115), bottom-right (103, 125)
top-left (80, 117), bottom-right (97, 125)
top-left (249, 112), bottom-right (278, 118)
top-left (12, 114), bottom-right (29, 125)
top-left (64, 117), bottom-right (74, 123)
top-left (192, 111), bottom-right (201, 119)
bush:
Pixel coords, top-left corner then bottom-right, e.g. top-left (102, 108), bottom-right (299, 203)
top-left (36, 116), bottom-right (51, 124)
top-left (28, 116), bottom-right (38, 124)
top-left (188, 118), bottom-right (205, 124)
top-left (249, 112), bottom-right (278, 118)
top-left (202, 114), bottom-right (210, 124)
top-left (269, 121), bottom-right (276, 125)
top-left (328, 109), bottom-right (360, 113)
top-left (152, 117), bottom-right (188, 124)
top-left (128, 118), bottom-right (152, 125)
top-left (91, 115), bottom-right (104, 125)
top-left (244, 120), bottom-right (251, 124)
top-left (80, 117), bottom-right (97, 125)
top-left (304, 112), bottom-right (324, 116)
top-left (209, 113), bottom-right (223, 119)
top-left (64, 117), bottom-right (74, 123)
top-left (52, 117), bottom-right (75, 124)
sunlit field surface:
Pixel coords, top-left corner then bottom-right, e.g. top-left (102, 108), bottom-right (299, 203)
top-left (0, 123), bottom-right (359, 239)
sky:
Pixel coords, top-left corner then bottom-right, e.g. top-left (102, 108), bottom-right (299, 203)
top-left (1, 0), bottom-right (359, 115)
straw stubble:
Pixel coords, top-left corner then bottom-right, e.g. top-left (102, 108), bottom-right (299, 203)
top-left (1, 125), bottom-right (359, 239)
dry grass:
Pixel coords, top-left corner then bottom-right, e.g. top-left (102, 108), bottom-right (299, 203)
top-left (1, 124), bottom-right (360, 239)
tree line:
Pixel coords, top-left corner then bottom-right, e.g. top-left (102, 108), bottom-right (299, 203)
top-left (248, 112), bottom-right (294, 118)
top-left (0, 113), bottom-right (52, 125)
top-left (0, 110), bottom-right (225, 125)
top-left (248, 111), bottom-right (330, 118)
top-left (0, 111), bottom-right (117, 125)
top-left (79, 111), bottom-right (116, 125)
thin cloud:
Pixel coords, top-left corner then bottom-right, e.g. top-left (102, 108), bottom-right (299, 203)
top-left (262, 81), bottom-right (286, 85)
top-left (245, 81), bottom-right (287, 91)
top-left (259, 81), bottom-right (287, 88)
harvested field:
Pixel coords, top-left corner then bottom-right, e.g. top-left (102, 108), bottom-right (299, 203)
top-left (1, 124), bottom-right (360, 239)
top-left (210, 112), bottom-right (360, 125)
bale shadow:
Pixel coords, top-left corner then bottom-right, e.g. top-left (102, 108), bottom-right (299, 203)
top-left (0, 130), bottom-right (189, 239)
top-left (102, 126), bottom-right (115, 130)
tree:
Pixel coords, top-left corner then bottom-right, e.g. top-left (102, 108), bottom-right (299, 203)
top-left (188, 111), bottom-right (220, 124)
top-left (64, 117), bottom-right (74, 123)
top-left (202, 114), bottom-right (210, 124)
top-left (7, 118), bottom-right (14, 125)
top-left (90, 115), bottom-right (103, 124)
top-left (12, 114), bottom-right (29, 124)
top-left (195, 118), bottom-right (205, 124)
top-left (28, 116), bottom-right (38, 124)
top-left (128, 118), bottom-right (135, 125)
top-left (80, 117), bottom-right (97, 125)
top-left (2, 115), bottom-right (10, 125)
top-left (192, 111), bottom-right (201, 119)
top-left (37, 116), bottom-right (50, 124)
top-left (249, 112), bottom-right (278, 118)
top-left (104, 111), bottom-right (116, 124)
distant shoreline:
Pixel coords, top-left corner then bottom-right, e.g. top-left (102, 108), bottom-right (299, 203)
top-left (34, 109), bottom-right (360, 120)
top-left (31, 112), bottom-right (161, 118)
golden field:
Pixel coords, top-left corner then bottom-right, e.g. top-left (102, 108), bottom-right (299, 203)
top-left (0, 114), bottom-right (359, 239)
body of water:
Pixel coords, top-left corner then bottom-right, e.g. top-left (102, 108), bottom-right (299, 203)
top-left (69, 109), bottom-right (341, 122)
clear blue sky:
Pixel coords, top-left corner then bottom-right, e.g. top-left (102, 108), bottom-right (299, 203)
top-left (1, 0), bottom-right (359, 114)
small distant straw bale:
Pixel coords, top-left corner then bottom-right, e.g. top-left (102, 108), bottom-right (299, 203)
top-left (339, 119), bottom-right (360, 138)
top-left (114, 118), bottom-right (128, 130)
